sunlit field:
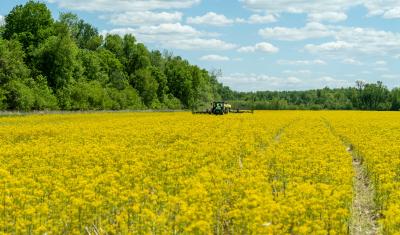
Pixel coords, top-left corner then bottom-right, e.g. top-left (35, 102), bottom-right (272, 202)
top-left (0, 111), bottom-right (399, 234)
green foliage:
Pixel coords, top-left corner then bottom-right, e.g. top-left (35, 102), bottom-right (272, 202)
top-left (391, 88), bottom-right (400, 111)
top-left (162, 94), bottom-right (182, 109)
top-left (59, 13), bottom-right (102, 50)
top-left (33, 26), bottom-right (81, 89)
top-left (0, 39), bottom-right (30, 85)
top-left (229, 83), bottom-right (396, 111)
top-left (0, 88), bottom-right (7, 110)
top-left (151, 66), bottom-right (168, 102)
top-left (68, 80), bottom-right (109, 110)
top-left (30, 75), bottom-right (59, 110)
top-left (106, 86), bottom-right (144, 110)
top-left (130, 68), bottom-right (159, 106)
top-left (3, 1), bottom-right (53, 50)
top-left (4, 80), bottom-right (35, 111)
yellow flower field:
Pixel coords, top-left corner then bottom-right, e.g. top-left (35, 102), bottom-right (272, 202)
top-left (325, 112), bottom-right (400, 234)
top-left (0, 111), bottom-right (398, 234)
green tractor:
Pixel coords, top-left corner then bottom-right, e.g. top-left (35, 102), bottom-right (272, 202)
top-left (211, 101), bottom-right (231, 115)
top-left (193, 101), bottom-right (253, 115)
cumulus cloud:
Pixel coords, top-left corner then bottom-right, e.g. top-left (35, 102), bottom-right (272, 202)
top-left (187, 12), bottom-right (276, 26)
top-left (187, 12), bottom-right (235, 26)
top-left (238, 42), bottom-right (279, 53)
top-left (46, 0), bottom-right (200, 12)
top-left (364, 1), bottom-right (400, 18)
top-left (259, 20), bottom-right (400, 56)
top-left (283, 70), bottom-right (312, 75)
top-left (259, 22), bottom-right (332, 41)
top-left (308, 12), bottom-right (348, 22)
top-left (375, 60), bottom-right (387, 66)
top-left (166, 38), bottom-right (237, 50)
top-left (342, 58), bottom-right (363, 65)
top-left (305, 41), bottom-right (354, 53)
top-left (102, 23), bottom-right (237, 50)
top-left (383, 7), bottom-right (400, 19)
top-left (199, 54), bottom-right (230, 61)
top-left (277, 59), bottom-right (326, 65)
top-left (220, 73), bottom-right (303, 91)
top-left (277, 24), bottom-right (400, 55)
top-left (103, 11), bottom-right (182, 26)
top-left (240, 0), bottom-right (359, 14)
top-left (317, 76), bottom-right (353, 88)
top-left (247, 14), bottom-right (277, 24)
top-left (240, 0), bottom-right (400, 20)
top-left (220, 73), bottom-right (352, 91)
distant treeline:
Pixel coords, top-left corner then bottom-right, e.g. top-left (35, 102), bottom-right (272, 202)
top-left (224, 81), bottom-right (400, 111)
top-left (0, 1), bottom-right (399, 112)
top-left (0, 1), bottom-right (227, 111)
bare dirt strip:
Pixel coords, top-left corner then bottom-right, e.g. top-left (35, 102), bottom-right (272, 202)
top-left (322, 118), bottom-right (378, 235)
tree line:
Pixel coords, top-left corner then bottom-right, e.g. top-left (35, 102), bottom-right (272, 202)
top-left (0, 1), bottom-right (227, 111)
top-left (224, 81), bottom-right (400, 111)
top-left (0, 1), bottom-right (398, 112)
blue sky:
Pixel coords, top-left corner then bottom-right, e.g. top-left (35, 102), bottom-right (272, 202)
top-left (1, 0), bottom-right (400, 91)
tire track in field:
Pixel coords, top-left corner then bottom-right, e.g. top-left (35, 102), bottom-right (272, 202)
top-left (238, 117), bottom-right (298, 170)
top-left (322, 118), bottom-right (378, 235)
top-left (273, 118), bottom-right (300, 143)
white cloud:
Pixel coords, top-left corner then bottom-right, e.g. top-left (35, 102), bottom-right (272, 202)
top-left (238, 42), bottom-right (279, 53)
top-left (374, 67), bottom-right (389, 72)
top-left (305, 41), bottom-right (354, 53)
top-left (103, 11), bottom-right (182, 26)
top-left (259, 22), bottom-right (332, 41)
top-left (247, 14), bottom-right (277, 24)
top-left (375, 60), bottom-right (387, 66)
top-left (220, 73), bottom-right (303, 91)
top-left (167, 38), bottom-right (237, 50)
top-left (240, 0), bottom-right (400, 20)
top-left (187, 12), bottom-right (234, 26)
top-left (46, 0), bottom-right (200, 12)
top-left (342, 58), bottom-right (363, 65)
top-left (187, 12), bottom-right (276, 26)
top-left (308, 12), bottom-right (347, 22)
top-left (277, 59), bottom-right (326, 65)
top-left (299, 26), bottom-right (400, 55)
top-left (317, 76), bottom-right (353, 88)
top-left (260, 23), bottom-right (400, 56)
top-left (199, 54), bottom-right (230, 61)
top-left (0, 15), bottom-right (4, 26)
top-left (283, 70), bottom-right (312, 75)
top-left (220, 73), bottom-right (352, 91)
top-left (383, 7), bottom-right (400, 19)
top-left (107, 23), bottom-right (201, 38)
top-left (364, 1), bottom-right (400, 18)
top-left (102, 23), bottom-right (237, 50)
top-left (240, 0), bottom-right (359, 14)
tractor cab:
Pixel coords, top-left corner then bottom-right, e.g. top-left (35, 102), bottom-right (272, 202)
top-left (211, 101), bottom-right (230, 115)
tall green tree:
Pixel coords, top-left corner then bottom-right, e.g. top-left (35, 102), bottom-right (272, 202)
top-left (391, 88), bottom-right (400, 111)
top-left (0, 39), bottom-right (30, 85)
top-left (59, 13), bottom-right (103, 50)
top-left (130, 68), bottom-right (159, 107)
top-left (123, 35), bottom-right (151, 75)
top-left (33, 24), bottom-right (81, 89)
top-left (3, 1), bottom-right (53, 50)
